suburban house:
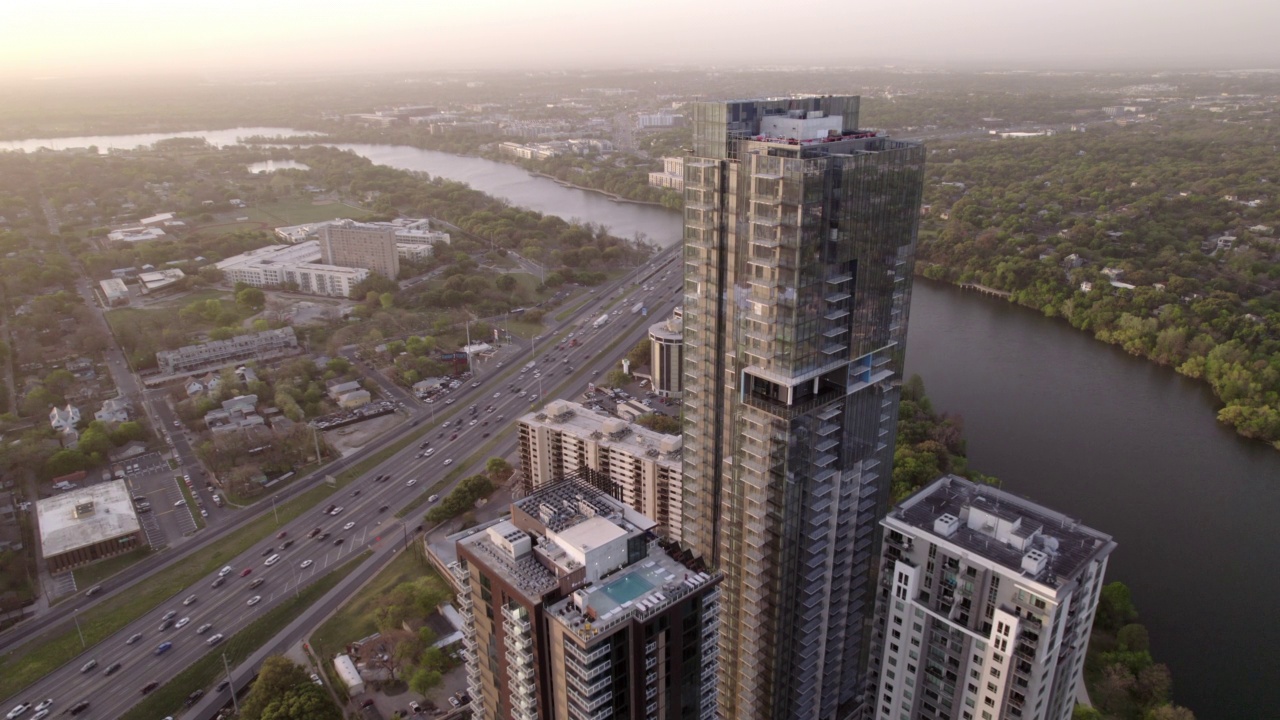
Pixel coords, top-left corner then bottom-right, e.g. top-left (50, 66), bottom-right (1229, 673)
top-left (94, 397), bottom-right (131, 424)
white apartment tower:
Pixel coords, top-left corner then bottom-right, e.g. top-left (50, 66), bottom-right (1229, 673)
top-left (518, 400), bottom-right (684, 543)
top-left (318, 219), bottom-right (400, 279)
top-left (869, 476), bottom-right (1115, 720)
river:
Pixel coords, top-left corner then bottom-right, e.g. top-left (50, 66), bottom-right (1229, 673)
top-left (8, 130), bottom-right (1275, 716)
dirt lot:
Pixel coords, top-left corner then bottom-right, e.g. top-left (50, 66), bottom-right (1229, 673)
top-left (323, 413), bottom-right (406, 457)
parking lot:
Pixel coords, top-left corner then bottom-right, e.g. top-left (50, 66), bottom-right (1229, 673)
top-left (123, 458), bottom-right (200, 546)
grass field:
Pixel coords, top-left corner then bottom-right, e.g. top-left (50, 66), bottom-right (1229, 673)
top-left (309, 547), bottom-right (444, 659)
top-left (73, 548), bottom-right (152, 589)
top-left (119, 552), bottom-right (367, 720)
top-left (554, 294), bottom-right (593, 322)
top-left (0, 473), bottom-right (360, 702)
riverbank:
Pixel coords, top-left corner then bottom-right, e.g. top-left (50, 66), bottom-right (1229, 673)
top-left (917, 264), bottom-right (1280, 453)
top-left (528, 171), bottom-right (667, 207)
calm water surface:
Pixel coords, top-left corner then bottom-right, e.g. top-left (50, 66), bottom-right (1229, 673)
top-left (8, 131), bottom-right (1271, 715)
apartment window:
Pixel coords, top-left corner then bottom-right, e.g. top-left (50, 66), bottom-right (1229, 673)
top-left (968, 684), bottom-right (978, 694)
top-left (990, 668), bottom-right (1001, 679)
top-left (892, 630), bottom-right (902, 639)
top-left (984, 697), bottom-right (995, 707)
top-left (987, 683), bottom-right (998, 693)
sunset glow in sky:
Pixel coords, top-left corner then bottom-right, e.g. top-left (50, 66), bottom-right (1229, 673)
top-left (1, 0), bottom-right (1276, 80)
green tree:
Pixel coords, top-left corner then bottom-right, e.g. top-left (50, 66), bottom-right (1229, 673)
top-left (1071, 706), bottom-right (1103, 720)
top-left (408, 667), bottom-right (442, 695)
top-left (1144, 705), bottom-right (1196, 720)
top-left (43, 449), bottom-right (89, 479)
top-left (486, 457), bottom-right (512, 476)
top-left (236, 286), bottom-right (266, 311)
top-left (1099, 582), bottom-right (1138, 630)
top-left (634, 413), bottom-right (681, 435)
top-left (380, 292), bottom-right (395, 309)
top-left (110, 421), bottom-right (146, 445)
top-left (605, 369), bottom-right (631, 388)
top-left (241, 655), bottom-right (313, 720)
top-left (42, 369), bottom-right (76, 397)
top-left (259, 684), bottom-right (342, 720)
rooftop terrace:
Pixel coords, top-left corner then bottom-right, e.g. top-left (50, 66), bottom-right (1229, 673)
top-left (889, 475), bottom-right (1114, 590)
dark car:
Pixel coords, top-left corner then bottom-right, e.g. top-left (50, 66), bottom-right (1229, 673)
top-left (240, 568), bottom-right (252, 577)
top-left (154, 641), bottom-right (172, 656)
top-left (158, 618), bottom-right (174, 631)
top-left (333, 538), bottom-right (344, 546)
top-left (141, 681), bottom-right (159, 694)
top-left (378, 505), bottom-right (389, 512)
top-left (104, 661), bottom-right (123, 676)
top-left (324, 504), bottom-right (336, 514)
top-left (352, 490), bottom-right (360, 497)
top-left (450, 433), bottom-right (458, 441)
top-left (280, 539), bottom-right (294, 549)
top-left (216, 680), bottom-right (231, 693)
top-left (211, 576), bottom-right (226, 588)
top-left (276, 531), bottom-right (288, 539)
top-left (68, 701), bottom-right (90, 715)
top-left (361, 698), bottom-right (376, 708)
top-left (260, 547), bottom-right (274, 557)
top-left (183, 689), bottom-right (205, 707)
top-left (308, 527), bottom-right (322, 538)
top-left (85, 585), bottom-right (104, 597)
top-left (317, 532), bottom-right (331, 541)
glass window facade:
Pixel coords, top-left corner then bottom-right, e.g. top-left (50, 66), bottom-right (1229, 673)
top-left (681, 97), bottom-right (924, 720)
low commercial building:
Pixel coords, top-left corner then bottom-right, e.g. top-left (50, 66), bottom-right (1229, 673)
top-left (99, 278), bottom-right (130, 306)
top-left (518, 400), bottom-right (684, 542)
top-left (213, 241), bottom-right (369, 298)
top-left (107, 226), bottom-right (167, 243)
top-left (869, 476), bottom-right (1116, 720)
top-left (138, 268), bottom-right (185, 293)
top-left (37, 480), bottom-right (145, 573)
top-left (333, 654), bottom-right (365, 695)
top-left (156, 327), bottom-right (300, 376)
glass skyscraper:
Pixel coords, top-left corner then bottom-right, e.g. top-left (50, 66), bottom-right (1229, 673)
top-left (679, 97), bottom-right (925, 720)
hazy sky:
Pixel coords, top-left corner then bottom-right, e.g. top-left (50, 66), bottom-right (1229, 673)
top-left (2, 0), bottom-right (1277, 80)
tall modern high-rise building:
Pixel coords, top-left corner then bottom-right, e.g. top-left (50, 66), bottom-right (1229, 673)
top-left (680, 96), bottom-right (925, 720)
top-left (869, 476), bottom-right (1115, 720)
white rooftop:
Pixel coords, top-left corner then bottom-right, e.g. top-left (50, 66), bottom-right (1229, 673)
top-left (36, 480), bottom-right (141, 558)
top-left (551, 515), bottom-right (628, 556)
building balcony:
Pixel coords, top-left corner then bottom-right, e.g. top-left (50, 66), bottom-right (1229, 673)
top-left (567, 700), bottom-right (612, 720)
top-left (459, 594), bottom-right (474, 610)
top-left (568, 666), bottom-right (611, 696)
top-left (565, 642), bottom-right (611, 666)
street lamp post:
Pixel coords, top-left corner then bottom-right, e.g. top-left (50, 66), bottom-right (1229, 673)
top-left (72, 608), bottom-right (85, 649)
top-left (222, 652), bottom-right (240, 715)
top-left (271, 494), bottom-right (279, 526)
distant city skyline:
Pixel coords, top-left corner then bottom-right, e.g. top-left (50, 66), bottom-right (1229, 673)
top-left (2, 0), bottom-right (1278, 81)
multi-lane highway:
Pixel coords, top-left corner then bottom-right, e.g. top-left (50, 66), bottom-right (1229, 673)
top-left (2, 245), bottom-right (685, 719)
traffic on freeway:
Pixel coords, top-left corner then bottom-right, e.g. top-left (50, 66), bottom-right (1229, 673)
top-left (2, 246), bottom-right (686, 719)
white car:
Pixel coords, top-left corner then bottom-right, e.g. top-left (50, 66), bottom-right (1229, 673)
top-left (6, 703), bottom-right (31, 719)
top-left (183, 594), bottom-right (197, 606)
top-left (343, 522), bottom-right (355, 531)
top-left (300, 560), bottom-right (313, 569)
top-left (424, 448), bottom-right (435, 456)
top-left (443, 459), bottom-right (453, 466)
top-left (310, 673), bottom-right (323, 686)
top-left (219, 565), bottom-right (232, 577)
top-left (173, 499), bottom-right (186, 507)
top-left (264, 554), bottom-right (280, 566)
top-left (175, 617), bottom-right (190, 629)
top-left (206, 633), bottom-right (224, 645)
top-left (32, 702), bottom-right (50, 714)
top-left (406, 478), bottom-right (417, 487)
top-left (329, 506), bottom-right (344, 515)
top-left (247, 596), bottom-right (262, 606)
top-left (196, 623), bottom-right (212, 634)
top-left (427, 494), bottom-right (439, 503)
top-left (493, 392), bottom-right (501, 399)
